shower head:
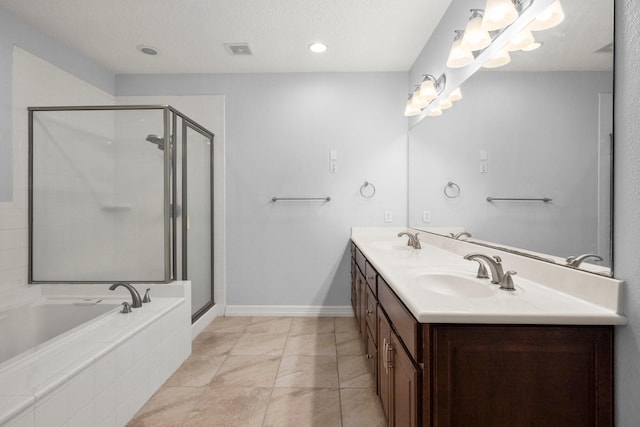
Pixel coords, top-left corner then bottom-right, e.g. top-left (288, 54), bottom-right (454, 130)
top-left (145, 134), bottom-right (165, 150)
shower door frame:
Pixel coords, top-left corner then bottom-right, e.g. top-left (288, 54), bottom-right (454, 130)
top-left (28, 105), bottom-right (215, 310)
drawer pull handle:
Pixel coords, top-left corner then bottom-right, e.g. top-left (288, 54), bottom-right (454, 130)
top-left (366, 309), bottom-right (373, 314)
top-left (387, 343), bottom-right (393, 370)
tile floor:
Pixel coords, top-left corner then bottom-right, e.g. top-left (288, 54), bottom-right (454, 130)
top-left (127, 317), bottom-right (386, 427)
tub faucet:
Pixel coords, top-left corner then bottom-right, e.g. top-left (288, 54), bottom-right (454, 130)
top-left (463, 253), bottom-right (505, 284)
top-left (109, 283), bottom-right (142, 308)
top-left (566, 254), bottom-right (603, 267)
top-left (450, 231), bottom-right (472, 240)
top-left (398, 232), bottom-right (421, 249)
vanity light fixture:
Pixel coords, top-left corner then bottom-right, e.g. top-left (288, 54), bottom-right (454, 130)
top-left (528, 0), bottom-right (564, 31)
top-left (447, 87), bottom-right (463, 101)
top-left (461, 10), bottom-right (492, 51)
top-left (438, 99), bottom-right (454, 110)
top-left (506, 29), bottom-right (535, 51)
top-left (404, 94), bottom-right (422, 117)
top-left (446, 31), bottom-right (475, 68)
top-left (417, 74), bottom-right (440, 102)
top-left (521, 41), bottom-right (543, 51)
top-left (483, 48), bottom-right (511, 68)
top-left (481, 0), bottom-right (520, 31)
top-left (425, 107), bottom-right (443, 117)
top-left (410, 86), bottom-right (431, 109)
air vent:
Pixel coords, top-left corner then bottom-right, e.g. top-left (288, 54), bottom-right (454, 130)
top-left (595, 42), bottom-right (613, 53)
top-left (224, 43), bottom-right (253, 56)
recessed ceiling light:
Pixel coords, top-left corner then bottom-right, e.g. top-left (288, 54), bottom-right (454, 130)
top-left (137, 45), bottom-right (160, 56)
top-left (309, 43), bottom-right (327, 53)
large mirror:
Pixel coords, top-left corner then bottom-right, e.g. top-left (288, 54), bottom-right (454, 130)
top-left (408, 0), bottom-right (614, 275)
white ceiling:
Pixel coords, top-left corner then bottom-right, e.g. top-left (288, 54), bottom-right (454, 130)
top-left (0, 0), bottom-right (452, 74)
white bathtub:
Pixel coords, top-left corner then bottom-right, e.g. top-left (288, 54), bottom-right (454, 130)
top-left (0, 282), bottom-right (192, 427)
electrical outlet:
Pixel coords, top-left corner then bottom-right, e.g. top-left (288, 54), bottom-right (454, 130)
top-left (423, 210), bottom-right (431, 223)
top-left (330, 161), bottom-right (337, 173)
top-left (330, 149), bottom-right (337, 160)
top-left (384, 210), bottom-right (393, 223)
top-left (480, 161), bottom-right (488, 173)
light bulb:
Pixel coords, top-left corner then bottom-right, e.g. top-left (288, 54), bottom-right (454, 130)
top-left (506, 30), bottom-right (535, 51)
top-left (461, 12), bottom-right (491, 51)
top-left (529, 0), bottom-right (565, 31)
top-left (410, 90), bottom-right (430, 109)
top-left (483, 48), bottom-right (511, 68)
top-left (447, 87), bottom-right (462, 102)
top-left (481, 0), bottom-right (519, 32)
top-left (447, 34), bottom-right (474, 68)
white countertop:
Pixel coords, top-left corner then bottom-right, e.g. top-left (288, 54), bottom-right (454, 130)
top-left (352, 227), bottom-right (626, 325)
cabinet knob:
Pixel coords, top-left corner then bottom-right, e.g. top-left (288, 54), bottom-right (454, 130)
top-left (366, 354), bottom-right (373, 359)
top-left (366, 309), bottom-right (373, 314)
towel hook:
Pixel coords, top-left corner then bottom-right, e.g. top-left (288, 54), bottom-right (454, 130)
top-left (360, 181), bottom-right (376, 198)
top-left (444, 181), bottom-right (460, 198)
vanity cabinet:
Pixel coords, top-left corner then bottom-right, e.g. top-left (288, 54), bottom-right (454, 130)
top-left (350, 242), bottom-right (614, 427)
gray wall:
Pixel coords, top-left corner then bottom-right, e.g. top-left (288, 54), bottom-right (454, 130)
top-left (0, 6), bottom-right (114, 202)
top-left (614, 0), bottom-right (640, 424)
top-left (116, 72), bottom-right (408, 307)
top-left (408, 70), bottom-right (612, 262)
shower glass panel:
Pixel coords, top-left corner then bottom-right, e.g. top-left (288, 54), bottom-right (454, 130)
top-left (29, 105), bottom-right (215, 321)
top-left (30, 107), bottom-right (167, 282)
top-left (184, 124), bottom-right (213, 317)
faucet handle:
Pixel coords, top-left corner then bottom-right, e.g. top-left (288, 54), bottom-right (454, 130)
top-left (469, 259), bottom-right (489, 279)
top-left (121, 302), bottom-right (132, 313)
top-left (499, 271), bottom-right (517, 291)
top-left (143, 288), bottom-right (151, 303)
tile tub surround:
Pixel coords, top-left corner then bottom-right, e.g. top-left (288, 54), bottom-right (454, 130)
top-left (0, 282), bottom-right (192, 427)
top-left (128, 316), bottom-right (386, 427)
top-left (352, 227), bottom-right (625, 325)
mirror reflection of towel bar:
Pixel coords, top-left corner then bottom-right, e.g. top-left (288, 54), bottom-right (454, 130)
top-left (272, 196), bottom-right (331, 202)
top-left (487, 197), bottom-right (552, 202)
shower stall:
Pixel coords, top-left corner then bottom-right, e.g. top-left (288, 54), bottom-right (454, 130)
top-left (28, 105), bottom-right (215, 321)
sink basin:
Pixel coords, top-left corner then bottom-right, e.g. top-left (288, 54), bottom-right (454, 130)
top-left (413, 273), bottom-right (497, 298)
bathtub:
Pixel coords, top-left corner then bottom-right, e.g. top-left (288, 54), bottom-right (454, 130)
top-left (0, 299), bottom-right (119, 367)
top-left (0, 282), bottom-right (192, 427)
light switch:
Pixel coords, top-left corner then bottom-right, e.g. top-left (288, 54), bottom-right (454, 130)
top-left (480, 161), bottom-right (488, 173)
top-left (330, 149), bottom-right (337, 160)
top-left (423, 210), bottom-right (431, 223)
top-left (330, 161), bottom-right (337, 173)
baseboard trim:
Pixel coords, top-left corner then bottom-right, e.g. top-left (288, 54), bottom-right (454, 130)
top-left (224, 305), bottom-right (354, 317)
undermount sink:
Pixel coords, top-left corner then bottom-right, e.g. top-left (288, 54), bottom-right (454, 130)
top-left (413, 273), bottom-right (497, 298)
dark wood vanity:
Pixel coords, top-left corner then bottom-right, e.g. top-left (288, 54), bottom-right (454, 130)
top-left (351, 242), bottom-right (614, 427)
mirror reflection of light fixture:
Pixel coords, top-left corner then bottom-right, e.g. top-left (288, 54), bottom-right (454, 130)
top-left (521, 41), bottom-right (543, 51)
top-left (461, 10), bottom-right (492, 51)
top-left (417, 75), bottom-right (439, 102)
top-left (483, 48), bottom-right (511, 68)
top-left (528, 0), bottom-right (565, 31)
top-left (506, 29), bottom-right (535, 51)
top-left (481, 0), bottom-right (519, 31)
top-left (404, 94), bottom-right (422, 117)
top-left (426, 107), bottom-right (443, 117)
top-left (447, 31), bottom-right (474, 68)
top-left (439, 99), bottom-right (454, 110)
top-left (447, 87), bottom-right (463, 101)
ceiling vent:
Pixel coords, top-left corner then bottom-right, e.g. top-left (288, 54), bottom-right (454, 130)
top-left (224, 43), bottom-right (253, 56)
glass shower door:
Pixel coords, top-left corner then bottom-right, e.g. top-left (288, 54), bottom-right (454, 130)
top-left (183, 122), bottom-right (214, 318)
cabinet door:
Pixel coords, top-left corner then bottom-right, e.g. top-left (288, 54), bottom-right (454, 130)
top-left (377, 306), bottom-right (392, 423)
top-left (365, 283), bottom-right (377, 344)
top-left (358, 270), bottom-right (367, 336)
top-left (353, 269), bottom-right (365, 332)
top-left (390, 331), bottom-right (419, 427)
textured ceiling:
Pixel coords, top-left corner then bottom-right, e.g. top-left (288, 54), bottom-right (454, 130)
top-left (0, 0), bottom-right (452, 74)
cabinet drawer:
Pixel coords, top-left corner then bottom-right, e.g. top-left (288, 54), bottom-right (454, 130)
top-left (378, 276), bottom-right (420, 362)
top-left (364, 261), bottom-right (377, 295)
top-left (355, 245), bottom-right (366, 274)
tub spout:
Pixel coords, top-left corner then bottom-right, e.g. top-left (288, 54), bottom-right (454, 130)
top-left (109, 283), bottom-right (142, 308)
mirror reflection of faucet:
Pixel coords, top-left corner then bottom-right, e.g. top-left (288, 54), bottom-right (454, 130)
top-left (566, 254), bottom-right (603, 267)
top-left (450, 231), bottom-right (472, 240)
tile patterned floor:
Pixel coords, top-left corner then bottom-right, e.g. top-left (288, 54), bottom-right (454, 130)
top-left (127, 317), bottom-right (386, 427)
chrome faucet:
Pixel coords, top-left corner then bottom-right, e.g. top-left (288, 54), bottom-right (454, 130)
top-left (450, 231), bottom-right (472, 240)
top-left (566, 254), bottom-right (603, 267)
top-left (109, 283), bottom-right (142, 308)
top-left (463, 253), bottom-right (505, 284)
top-left (398, 232), bottom-right (421, 249)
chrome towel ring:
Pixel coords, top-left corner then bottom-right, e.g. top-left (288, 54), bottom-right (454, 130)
top-left (444, 181), bottom-right (460, 198)
top-left (360, 181), bottom-right (376, 198)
